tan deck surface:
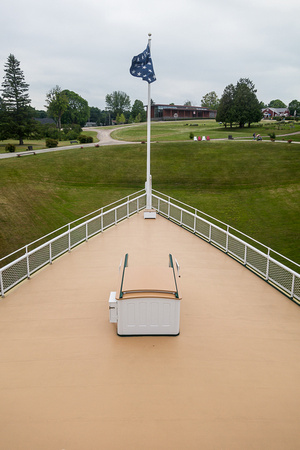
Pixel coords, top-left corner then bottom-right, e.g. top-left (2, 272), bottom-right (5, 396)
top-left (1, 213), bottom-right (300, 449)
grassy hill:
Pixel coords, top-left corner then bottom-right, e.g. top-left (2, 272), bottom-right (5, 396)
top-left (0, 139), bottom-right (299, 266)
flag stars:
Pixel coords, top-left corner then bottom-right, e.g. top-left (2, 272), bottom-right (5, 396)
top-left (129, 44), bottom-right (156, 84)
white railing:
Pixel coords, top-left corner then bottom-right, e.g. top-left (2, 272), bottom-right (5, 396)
top-left (0, 190), bottom-right (146, 297)
top-left (1, 189), bottom-right (299, 304)
top-left (151, 190), bottom-right (300, 305)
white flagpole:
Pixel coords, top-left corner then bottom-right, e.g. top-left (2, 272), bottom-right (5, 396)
top-left (146, 33), bottom-right (152, 210)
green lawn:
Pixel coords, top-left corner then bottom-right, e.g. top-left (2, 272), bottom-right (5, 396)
top-left (111, 119), bottom-right (300, 142)
top-left (0, 130), bottom-right (99, 153)
top-left (1, 140), bottom-right (299, 267)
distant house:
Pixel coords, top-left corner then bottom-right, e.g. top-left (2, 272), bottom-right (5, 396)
top-left (262, 107), bottom-right (290, 119)
top-left (150, 104), bottom-right (217, 121)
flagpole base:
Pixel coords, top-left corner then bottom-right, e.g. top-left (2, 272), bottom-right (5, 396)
top-left (144, 209), bottom-right (156, 219)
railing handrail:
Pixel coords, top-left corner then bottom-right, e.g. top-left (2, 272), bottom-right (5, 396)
top-left (0, 189), bottom-right (146, 266)
top-left (0, 192), bottom-right (146, 273)
top-left (151, 192), bottom-right (299, 303)
top-left (152, 189), bottom-right (300, 270)
top-left (0, 189), bottom-right (299, 303)
top-left (156, 195), bottom-right (299, 277)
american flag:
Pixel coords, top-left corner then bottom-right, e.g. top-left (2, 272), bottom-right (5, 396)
top-left (130, 44), bottom-right (156, 84)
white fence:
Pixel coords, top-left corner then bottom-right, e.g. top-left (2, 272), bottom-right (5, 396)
top-left (0, 189), bottom-right (299, 304)
top-left (0, 190), bottom-right (146, 297)
top-left (151, 190), bottom-right (300, 305)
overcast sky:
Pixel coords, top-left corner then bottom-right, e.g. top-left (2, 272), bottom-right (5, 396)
top-left (1, 0), bottom-right (299, 111)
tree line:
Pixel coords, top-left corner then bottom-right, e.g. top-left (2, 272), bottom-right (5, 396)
top-left (1, 53), bottom-right (300, 145)
top-left (0, 54), bottom-right (147, 145)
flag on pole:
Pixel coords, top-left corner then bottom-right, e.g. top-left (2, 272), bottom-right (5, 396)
top-left (130, 44), bottom-right (156, 84)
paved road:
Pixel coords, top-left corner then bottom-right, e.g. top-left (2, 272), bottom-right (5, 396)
top-left (0, 127), bottom-right (137, 160)
top-left (1, 127), bottom-right (299, 160)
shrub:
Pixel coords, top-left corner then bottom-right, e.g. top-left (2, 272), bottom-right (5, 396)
top-left (78, 135), bottom-right (93, 144)
top-left (189, 132), bottom-right (194, 140)
top-left (45, 138), bottom-right (58, 148)
top-left (268, 132), bottom-right (276, 140)
top-left (5, 143), bottom-right (15, 152)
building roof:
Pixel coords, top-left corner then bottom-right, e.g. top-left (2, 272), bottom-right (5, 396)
top-left (1, 212), bottom-right (300, 448)
top-left (153, 103), bottom-right (216, 111)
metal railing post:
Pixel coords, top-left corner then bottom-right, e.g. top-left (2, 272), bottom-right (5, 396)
top-left (266, 248), bottom-right (270, 280)
top-left (291, 274), bottom-right (295, 299)
top-left (101, 208), bottom-right (103, 232)
top-left (244, 245), bottom-right (247, 265)
top-left (68, 224), bottom-right (71, 252)
top-left (0, 270), bottom-right (4, 297)
top-left (226, 225), bottom-right (229, 253)
top-left (127, 196), bottom-right (129, 218)
top-left (49, 242), bottom-right (52, 264)
top-left (86, 223), bottom-right (89, 242)
top-left (26, 245), bottom-right (30, 279)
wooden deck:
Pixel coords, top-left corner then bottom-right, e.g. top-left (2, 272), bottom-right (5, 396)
top-left (1, 212), bottom-right (300, 449)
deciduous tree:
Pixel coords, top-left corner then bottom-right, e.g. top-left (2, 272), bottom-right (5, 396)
top-left (268, 99), bottom-right (286, 108)
top-left (288, 99), bottom-right (300, 117)
top-left (105, 91), bottom-right (130, 119)
top-left (45, 86), bottom-right (68, 129)
top-left (131, 99), bottom-right (146, 122)
top-left (61, 90), bottom-right (90, 126)
top-left (201, 91), bottom-right (219, 110)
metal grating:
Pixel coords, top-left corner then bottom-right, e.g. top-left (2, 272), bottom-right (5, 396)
top-left (246, 247), bottom-right (268, 277)
top-left (195, 217), bottom-right (210, 240)
top-left (29, 246), bottom-right (50, 273)
top-left (182, 210), bottom-right (194, 231)
top-left (71, 224), bottom-right (86, 248)
top-left (103, 210), bottom-right (115, 230)
top-left (158, 199), bottom-right (169, 216)
top-left (268, 260), bottom-right (294, 294)
top-left (117, 204), bottom-right (127, 222)
top-left (294, 275), bottom-right (300, 301)
top-left (129, 199), bottom-right (137, 215)
top-left (2, 258), bottom-right (28, 291)
top-left (88, 217), bottom-right (101, 237)
top-left (51, 234), bottom-right (69, 259)
top-left (227, 235), bottom-right (245, 262)
top-left (169, 204), bottom-right (181, 223)
top-left (211, 226), bottom-right (227, 250)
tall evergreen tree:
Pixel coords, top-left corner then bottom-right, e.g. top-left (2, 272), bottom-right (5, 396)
top-left (216, 84), bottom-right (236, 128)
top-left (217, 79), bottom-right (262, 128)
top-left (0, 54), bottom-right (34, 144)
top-left (234, 78), bottom-right (262, 127)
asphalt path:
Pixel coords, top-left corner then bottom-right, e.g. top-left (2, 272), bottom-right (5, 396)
top-left (0, 127), bottom-right (137, 160)
top-left (1, 127), bottom-right (299, 160)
